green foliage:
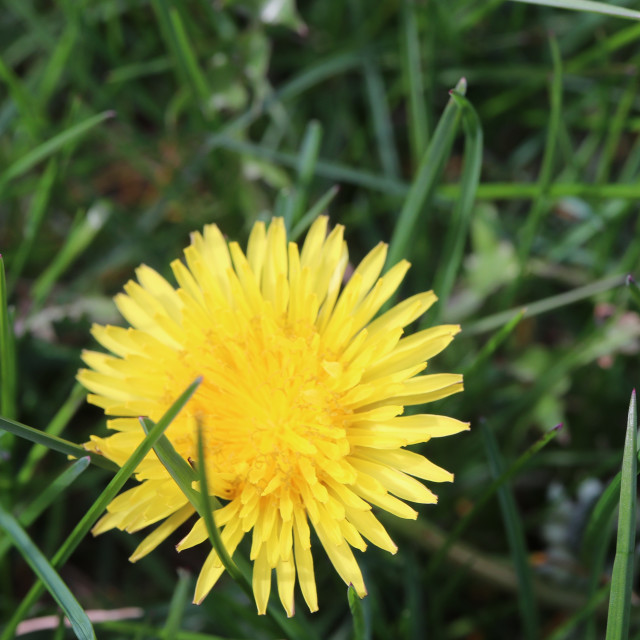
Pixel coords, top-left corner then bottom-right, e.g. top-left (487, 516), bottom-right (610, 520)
top-left (1, 0), bottom-right (640, 638)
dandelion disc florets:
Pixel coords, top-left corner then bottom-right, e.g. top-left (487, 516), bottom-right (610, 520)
top-left (78, 216), bottom-right (467, 616)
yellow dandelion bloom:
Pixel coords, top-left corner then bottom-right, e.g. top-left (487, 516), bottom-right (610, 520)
top-left (78, 216), bottom-right (467, 616)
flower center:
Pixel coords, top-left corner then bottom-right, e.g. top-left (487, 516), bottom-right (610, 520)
top-left (174, 308), bottom-right (352, 501)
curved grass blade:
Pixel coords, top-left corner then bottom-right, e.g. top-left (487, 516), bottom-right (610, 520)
top-left (348, 584), bottom-right (368, 640)
top-left (481, 421), bottom-right (539, 640)
top-left (0, 414), bottom-right (117, 472)
top-left (387, 78), bottom-right (466, 270)
top-left (0, 504), bottom-right (95, 640)
top-left (605, 390), bottom-right (637, 640)
top-left (0, 377), bottom-right (202, 640)
top-left (431, 89), bottom-right (483, 320)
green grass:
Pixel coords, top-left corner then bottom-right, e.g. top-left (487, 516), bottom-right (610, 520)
top-left (1, 0), bottom-right (640, 638)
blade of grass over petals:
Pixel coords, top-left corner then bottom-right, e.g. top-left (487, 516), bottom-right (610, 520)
top-left (0, 504), bottom-right (95, 640)
top-left (348, 584), bottom-right (368, 640)
top-left (463, 310), bottom-right (525, 378)
top-left (605, 390), bottom-right (637, 640)
top-left (144, 423), bottom-right (310, 640)
top-left (0, 111), bottom-right (115, 187)
top-left (517, 34), bottom-right (562, 269)
top-left (0, 255), bottom-right (17, 420)
top-left (162, 568), bottom-right (191, 640)
top-left (0, 415), bottom-right (117, 472)
top-left (0, 378), bottom-right (202, 640)
top-left (195, 422), bottom-right (240, 581)
top-left (509, 0), bottom-right (640, 20)
top-left (465, 273), bottom-right (626, 335)
top-left (431, 90), bottom-right (482, 320)
top-left (31, 203), bottom-right (110, 308)
top-left (426, 425), bottom-right (561, 578)
top-left (290, 185), bottom-right (340, 242)
top-left (386, 78), bottom-right (466, 270)
top-left (480, 421), bottom-right (539, 640)
top-left (402, 0), bottom-right (429, 167)
top-left (7, 159), bottom-right (57, 295)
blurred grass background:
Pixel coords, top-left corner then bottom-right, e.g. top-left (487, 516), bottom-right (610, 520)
top-left (1, 0), bottom-right (640, 638)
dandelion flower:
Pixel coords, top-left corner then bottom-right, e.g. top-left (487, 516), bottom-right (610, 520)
top-left (78, 216), bottom-right (467, 616)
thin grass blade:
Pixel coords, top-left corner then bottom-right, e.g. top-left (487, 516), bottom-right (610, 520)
top-left (0, 255), bottom-right (17, 420)
top-left (510, 0), bottom-right (640, 20)
top-left (480, 421), bottom-right (539, 640)
top-left (290, 185), bottom-right (340, 242)
top-left (31, 202), bottom-right (111, 308)
top-left (0, 111), bottom-right (115, 186)
top-left (387, 78), bottom-right (466, 270)
top-left (0, 504), bottom-right (95, 640)
top-left (605, 390), bottom-right (637, 640)
top-left (162, 568), bottom-right (191, 640)
top-left (431, 89), bottom-right (483, 319)
top-left (348, 584), bottom-right (368, 640)
top-left (0, 415), bottom-right (117, 472)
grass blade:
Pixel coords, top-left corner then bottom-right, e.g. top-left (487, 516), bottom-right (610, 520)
top-left (0, 111), bottom-right (115, 187)
top-left (0, 504), bottom-right (95, 640)
top-left (17, 382), bottom-right (86, 486)
top-left (480, 421), bottom-right (539, 640)
top-left (510, 0), bottom-right (640, 20)
top-left (162, 568), bottom-right (191, 640)
top-left (290, 185), bottom-right (340, 242)
top-left (0, 414), bottom-right (117, 472)
top-left (7, 159), bottom-right (57, 295)
top-left (31, 202), bottom-right (111, 308)
top-left (431, 89), bottom-right (483, 319)
top-left (517, 34), bottom-right (562, 268)
top-left (402, 0), bottom-right (429, 167)
top-left (0, 255), bottom-right (17, 420)
top-left (387, 78), bottom-right (466, 269)
top-left (605, 390), bottom-right (637, 640)
top-left (0, 377), bottom-right (202, 640)
top-left (348, 584), bottom-right (368, 640)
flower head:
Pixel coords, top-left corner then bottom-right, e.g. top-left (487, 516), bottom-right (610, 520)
top-left (78, 216), bottom-right (467, 615)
